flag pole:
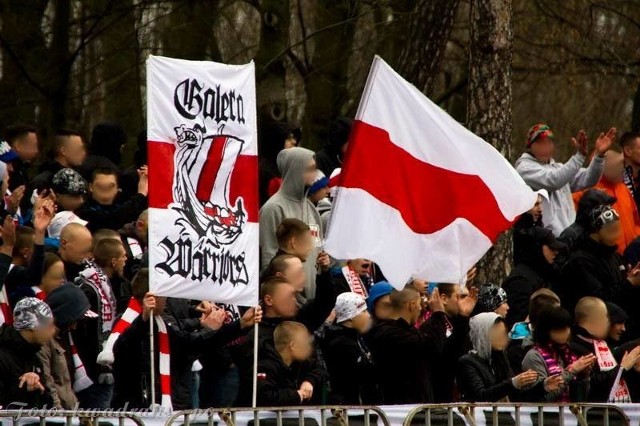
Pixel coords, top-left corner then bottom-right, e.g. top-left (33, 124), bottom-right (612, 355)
top-left (251, 314), bottom-right (258, 408)
top-left (150, 311), bottom-right (156, 407)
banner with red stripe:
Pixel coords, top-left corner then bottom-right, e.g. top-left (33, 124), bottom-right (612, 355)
top-left (147, 55), bottom-right (259, 306)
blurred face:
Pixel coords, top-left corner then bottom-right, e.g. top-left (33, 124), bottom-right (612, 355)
top-left (550, 326), bottom-right (571, 345)
top-left (495, 302), bottom-right (509, 318)
top-left (609, 322), bottom-right (626, 342)
top-left (530, 137), bottom-right (555, 163)
top-left (90, 173), bottom-right (119, 205)
top-left (136, 218), bottom-right (149, 243)
top-left (303, 159), bottom-right (317, 186)
top-left (594, 220), bottom-right (622, 247)
top-left (309, 186), bottom-right (329, 204)
top-left (351, 310), bottom-right (373, 334)
top-left (56, 194), bottom-right (85, 212)
top-left (291, 231), bottom-right (314, 261)
top-left (14, 132), bottom-right (39, 162)
top-left (278, 257), bottom-right (306, 292)
top-left (26, 321), bottom-right (57, 345)
top-left (290, 330), bottom-right (314, 362)
top-left (603, 152), bottom-right (624, 184)
top-left (411, 279), bottom-right (428, 295)
top-left (408, 294), bottom-right (422, 323)
top-left (265, 283), bottom-right (298, 318)
top-left (154, 296), bottom-right (167, 314)
top-left (529, 195), bottom-right (543, 221)
top-left (541, 245), bottom-right (558, 264)
top-left (586, 303), bottom-right (611, 339)
top-left (284, 134), bottom-right (298, 149)
top-left (60, 136), bottom-right (86, 167)
top-left (373, 295), bottom-right (393, 321)
top-left (60, 229), bottom-right (93, 264)
top-left (40, 261), bottom-right (65, 294)
top-left (490, 320), bottom-right (509, 351)
top-left (442, 286), bottom-right (461, 317)
top-left (349, 259), bottom-right (371, 275)
top-left (623, 137), bottom-right (640, 166)
top-left (111, 246), bottom-right (127, 277)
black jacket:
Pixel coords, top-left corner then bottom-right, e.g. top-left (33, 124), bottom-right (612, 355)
top-left (0, 325), bottom-right (52, 408)
top-left (320, 325), bottom-right (380, 405)
top-left (256, 339), bottom-right (328, 407)
top-left (112, 312), bottom-right (244, 410)
top-left (560, 238), bottom-right (640, 323)
top-left (419, 312), bottom-right (471, 403)
top-left (569, 326), bottom-right (626, 402)
top-left (368, 318), bottom-right (436, 404)
top-left (76, 194), bottom-right (147, 233)
top-left (458, 352), bottom-right (516, 402)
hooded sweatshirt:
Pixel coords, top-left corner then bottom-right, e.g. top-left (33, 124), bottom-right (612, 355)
top-left (259, 147), bottom-right (322, 299)
top-left (515, 152), bottom-right (604, 236)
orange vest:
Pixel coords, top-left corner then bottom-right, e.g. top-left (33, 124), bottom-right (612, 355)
top-left (573, 179), bottom-right (640, 254)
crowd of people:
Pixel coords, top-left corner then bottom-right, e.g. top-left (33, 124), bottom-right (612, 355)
top-left (2, 118), bottom-right (640, 411)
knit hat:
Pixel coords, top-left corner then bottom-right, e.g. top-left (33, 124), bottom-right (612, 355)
top-left (526, 123), bottom-right (555, 148)
top-left (13, 297), bottom-right (54, 331)
top-left (47, 211), bottom-right (88, 239)
top-left (606, 302), bottom-right (628, 324)
top-left (46, 284), bottom-right (94, 330)
top-left (477, 284), bottom-right (508, 313)
top-left (307, 170), bottom-right (329, 196)
top-left (0, 140), bottom-right (18, 163)
top-left (588, 205), bottom-right (620, 233)
top-left (52, 168), bottom-right (87, 196)
top-left (335, 292), bottom-right (368, 323)
top-left (367, 281), bottom-right (394, 313)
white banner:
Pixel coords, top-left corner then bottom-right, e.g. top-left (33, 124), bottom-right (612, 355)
top-left (146, 55), bottom-right (259, 306)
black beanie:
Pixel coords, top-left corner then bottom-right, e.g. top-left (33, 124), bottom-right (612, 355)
top-left (45, 284), bottom-right (91, 330)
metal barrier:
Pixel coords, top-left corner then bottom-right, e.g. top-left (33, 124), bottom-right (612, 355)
top-left (0, 409), bottom-right (146, 426)
top-left (401, 403), bottom-right (630, 426)
top-left (164, 406), bottom-right (392, 426)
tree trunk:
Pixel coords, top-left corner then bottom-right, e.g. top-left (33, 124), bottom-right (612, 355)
top-left (396, 0), bottom-right (461, 97)
top-left (467, 0), bottom-right (513, 285)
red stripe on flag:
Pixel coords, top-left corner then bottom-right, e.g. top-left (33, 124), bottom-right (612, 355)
top-left (196, 136), bottom-right (227, 202)
top-left (230, 155), bottom-right (258, 223)
top-left (148, 141), bottom-right (176, 209)
top-left (340, 120), bottom-right (512, 242)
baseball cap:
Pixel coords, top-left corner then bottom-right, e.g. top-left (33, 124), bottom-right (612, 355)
top-left (47, 211), bottom-right (88, 239)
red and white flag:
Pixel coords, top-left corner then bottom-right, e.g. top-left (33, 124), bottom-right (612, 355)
top-left (325, 57), bottom-right (537, 288)
top-left (147, 56), bottom-right (259, 306)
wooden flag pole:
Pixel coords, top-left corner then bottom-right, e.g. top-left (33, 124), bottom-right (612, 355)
top-left (251, 315), bottom-right (259, 408)
top-left (149, 311), bottom-right (156, 407)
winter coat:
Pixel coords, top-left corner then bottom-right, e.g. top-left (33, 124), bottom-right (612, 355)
top-left (0, 325), bottom-right (52, 408)
top-left (37, 335), bottom-right (77, 409)
top-left (515, 152), bottom-right (603, 236)
top-left (458, 353), bottom-right (517, 402)
top-left (259, 147), bottom-right (322, 299)
top-left (256, 338), bottom-right (328, 407)
top-left (320, 325), bottom-right (380, 405)
top-left (76, 194), bottom-right (148, 233)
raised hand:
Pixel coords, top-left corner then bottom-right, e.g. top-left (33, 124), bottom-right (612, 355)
top-left (459, 286), bottom-right (479, 317)
top-left (571, 130), bottom-right (588, 156)
top-left (595, 127), bottom-right (617, 157)
top-left (200, 305), bottom-right (226, 331)
top-left (6, 185), bottom-right (25, 215)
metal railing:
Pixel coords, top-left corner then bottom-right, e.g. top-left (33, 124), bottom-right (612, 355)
top-left (163, 406), bottom-right (392, 426)
top-left (401, 403), bottom-right (630, 426)
top-left (0, 409), bottom-right (146, 426)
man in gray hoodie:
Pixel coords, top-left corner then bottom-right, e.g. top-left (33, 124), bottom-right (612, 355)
top-left (260, 147), bottom-right (322, 299)
top-left (515, 123), bottom-right (616, 236)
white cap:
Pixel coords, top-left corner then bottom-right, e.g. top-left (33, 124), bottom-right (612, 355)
top-left (47, 211), bottom-right (88, 239)
top-left (335, 292), bottom-right (368, 323)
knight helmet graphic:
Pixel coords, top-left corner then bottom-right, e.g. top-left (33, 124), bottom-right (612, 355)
top-left (172, 124), bottom-right (246, 248)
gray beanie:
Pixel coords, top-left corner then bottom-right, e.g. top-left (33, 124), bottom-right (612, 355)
top-left (13, 297), bottom-right (54, 331)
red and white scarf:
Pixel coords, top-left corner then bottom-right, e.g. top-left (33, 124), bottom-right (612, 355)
top-left (341, 266), bottom-right (368, 297)
top-left (580, 336), bottom-right (631, 403)
top-left (69, 334), bottom-right (93, 392)
top-left (0, 265), bottom-right (15, 325)
top-left (96, 297), bottom-right (172, 410)
top-left (78, 261), bottom-right (116, 333)
top-left (31, 286), bottom-right (47, 301)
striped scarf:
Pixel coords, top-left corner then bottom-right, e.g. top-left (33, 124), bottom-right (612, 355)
top-left (0, 265), bottom-right (15, 325)
top-left (31, 286), bottom-right (46, 300)
top-left (96, 297), bottom-right (172, 410)
top-left (535, 344), bottom-right (577, 402)
top-left (341, 266), bottom-right (368, 297)
top-left (69, 334), bottom-right (93, 392)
